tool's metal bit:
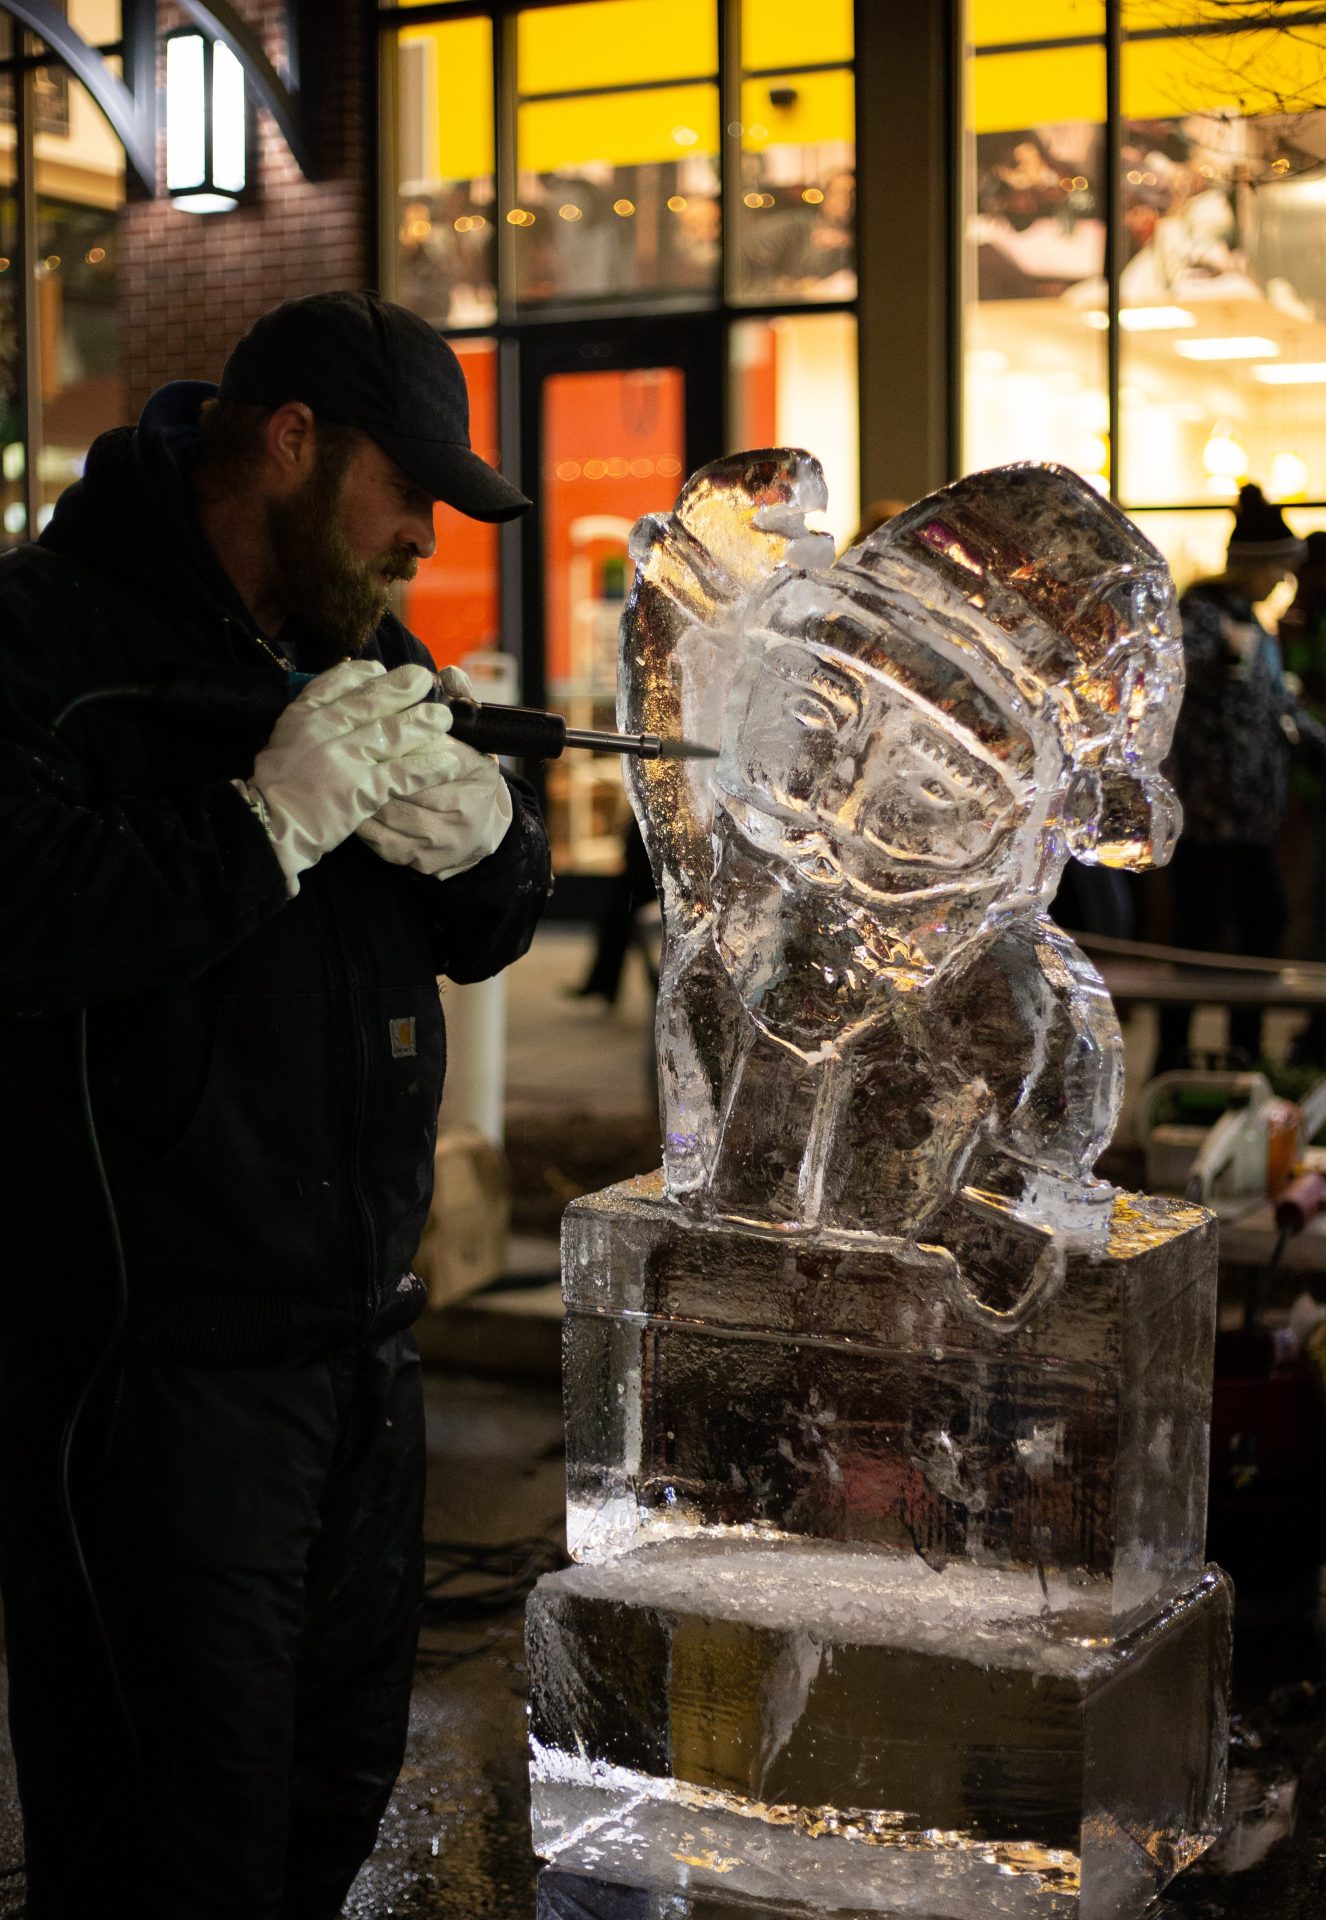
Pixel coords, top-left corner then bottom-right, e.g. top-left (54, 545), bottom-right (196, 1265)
top-left (659, 737), bottom-right (719, 761)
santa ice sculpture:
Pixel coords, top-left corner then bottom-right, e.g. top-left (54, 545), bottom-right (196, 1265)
top-left (529, 457), bottom-right (1227, 1920)
top-left (622, 453), bottom-right (1183, 1250)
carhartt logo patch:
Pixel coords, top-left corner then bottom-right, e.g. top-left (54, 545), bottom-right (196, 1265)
top-left (388, 1017), bottom-right (418, 1059)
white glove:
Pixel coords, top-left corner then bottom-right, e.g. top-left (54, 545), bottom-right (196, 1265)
top-left (355, 663), bottom-right (511, 880)
top-left (356, 744), bottom-right (512, 879)
top-left (235, 659), bottom-right (461, 894)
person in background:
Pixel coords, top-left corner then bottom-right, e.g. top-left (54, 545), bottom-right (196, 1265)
top-left (1277, 529), bottom-right (1326, 1065)
top-left (1155, 482), bottom-right (1326, 1073)
top-left (568, 808), bottom-right (657, 1007)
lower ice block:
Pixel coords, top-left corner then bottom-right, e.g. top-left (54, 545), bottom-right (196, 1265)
top-left (538, 1866), bottom-right (896, 1918)
top-left (527, 1542), bottom-right (1232, 1919)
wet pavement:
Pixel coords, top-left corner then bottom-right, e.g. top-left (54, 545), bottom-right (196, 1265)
top-left (2, 1363), bottom-right (1326, 1917)
top-left (339, 1370), bottom-right (1326, 1920)
top-left (4, 931), bottom-right (1326, 1914)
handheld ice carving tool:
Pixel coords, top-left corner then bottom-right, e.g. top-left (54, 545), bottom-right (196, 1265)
top-left (287, 669), bottom-right (717, 761)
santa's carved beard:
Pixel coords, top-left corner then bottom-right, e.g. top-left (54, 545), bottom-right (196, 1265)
top-left (267, 451), bottom-right (416, 669)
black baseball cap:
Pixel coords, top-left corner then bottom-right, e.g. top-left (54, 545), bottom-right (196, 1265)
top-left (218, 290), bottom-right (530, 523)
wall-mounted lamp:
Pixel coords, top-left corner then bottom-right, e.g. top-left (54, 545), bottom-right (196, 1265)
top-left (165, 29), bottom-right (247, 214)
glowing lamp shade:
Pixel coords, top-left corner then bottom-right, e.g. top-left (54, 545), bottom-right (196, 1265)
top-left (166, 32), bottom-right (247, 213)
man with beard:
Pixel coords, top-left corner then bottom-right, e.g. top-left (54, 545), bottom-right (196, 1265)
top-left (0, 292), bottom-right (551, 1917)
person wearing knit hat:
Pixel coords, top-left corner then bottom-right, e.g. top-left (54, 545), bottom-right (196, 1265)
top-left (1155, 481), bottom-right (1326, 1073)
top-left (1226, 480), bottom-right (1307, 577)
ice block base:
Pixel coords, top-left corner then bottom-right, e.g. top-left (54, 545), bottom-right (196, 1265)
top-left (538, 1867), bottom-right (915, 1918)
top-left (528, 1542), bottom-right (1231, 1919)
top-left (537, 1864), bottom-right (1058, 1920)
top-left (562, 1176), bottom-right (1215, 1632)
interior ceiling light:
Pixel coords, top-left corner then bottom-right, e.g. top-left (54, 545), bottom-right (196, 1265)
top-left (1203, 425), bottom-right (1247, 479)
top-left (1083, 307), bottom-right (1196, 331)
top-left (1251, 362), bottom-right (1326, 384)
top-left (1174, 337), bottom-right (1279, 360)
top-left (1269, 450), bottom-right (1310, 498)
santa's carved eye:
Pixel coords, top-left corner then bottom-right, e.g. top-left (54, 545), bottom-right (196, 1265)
top-left (790, 693), bottom-right (839, 732)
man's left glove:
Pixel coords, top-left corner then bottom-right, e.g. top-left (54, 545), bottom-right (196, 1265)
top-left (355, 666), bottom-right (513, 880)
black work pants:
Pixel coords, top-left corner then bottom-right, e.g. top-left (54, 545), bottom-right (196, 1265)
top-left (0, 1327), bottom-right (425, 1919)
top-left (1155, 837), bottom-right (1290, 1071)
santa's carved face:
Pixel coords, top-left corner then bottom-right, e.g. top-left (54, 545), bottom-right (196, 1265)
top-left (716, 638), bottom-right (1037, 899)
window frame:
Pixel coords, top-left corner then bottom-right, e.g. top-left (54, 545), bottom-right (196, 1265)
top-left (967, 0), bottom-right (1326, 523)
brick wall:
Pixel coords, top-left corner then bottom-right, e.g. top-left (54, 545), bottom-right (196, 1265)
top-left (119, 0), bottom-right (376, 410)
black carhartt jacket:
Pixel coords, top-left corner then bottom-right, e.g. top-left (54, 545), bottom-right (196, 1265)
top-left (0, 386), bottom-right (551, 1361)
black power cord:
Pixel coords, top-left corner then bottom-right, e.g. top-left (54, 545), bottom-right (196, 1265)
top-left (18, 696), bottom-right (148, 1906)
top-left (415, 1532), bottom-right (566, 1670)
top-left (33, 685), bottom-right (567, 1898)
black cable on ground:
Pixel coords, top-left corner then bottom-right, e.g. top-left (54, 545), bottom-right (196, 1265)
top-left (415, 1532), bottom-right (566, 1670)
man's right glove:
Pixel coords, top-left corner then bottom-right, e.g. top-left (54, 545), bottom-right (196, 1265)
top-left (235, 659), bottom-right (461, 894)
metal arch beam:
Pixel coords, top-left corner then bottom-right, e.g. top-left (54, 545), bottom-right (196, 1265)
top-left (177, 1), bottom-right (317, 181)
top-left (3, 0), bottom-right (155, 189)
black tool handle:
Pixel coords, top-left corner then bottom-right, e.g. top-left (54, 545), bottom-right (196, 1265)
top-left (443, 699), bottom-right (568, 760)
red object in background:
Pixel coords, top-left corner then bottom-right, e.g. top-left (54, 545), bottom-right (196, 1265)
top-left (542, 365), bottom-right (685, 687)
top-left (399, 332), bottom-right (788, 680)
top-left (402, 339), bottom-right (501, 669)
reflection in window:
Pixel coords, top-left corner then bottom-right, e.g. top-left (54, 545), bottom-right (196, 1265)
top-left (964, 35), bottom-right (1107, 483)
top-left (0, 188), bottom-right (17, 549)
top-left (733, 1), bottom-right (855, 307)
top-left (68, 1), bottom-right (122, 40)
top-left (513, 3), bottom-right (719, 308)
top-left (390, 16), bottom-right (495, 327)
top-left (729, 311), bottom-right (858, 548)
top-left (964, 12), bottom-right (1326, 590)
top-left (402, 339), bottom-right (500, 669)
top-left (1118, 28), bottom-right (1326, 513)
top-left (34, 65), bottom-right (124, 536)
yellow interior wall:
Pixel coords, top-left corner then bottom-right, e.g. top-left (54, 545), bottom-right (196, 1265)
top-left (401, 17), bottom-right (493, 181)
top-left (741, 0), bottom-right (852, 70)
top-left (518, 1), bottom-right (717, 94)
top-left (519, 83), bottom-right (719, 172)
top-left (975, 26), bottom-right (1326, 128)
top-left (1125, 26), bottom-right (1326, 120)
top-left (740, 68), bottom-right (854, 151)
top-left (1124, 1), bottom-right (1326, 26)
top-left (974, 46), bottom-right (1105, 132)
top-left (972, 1), bottom-right (1324, 43)
top-left (972, 1), bottom-right (1103, 46)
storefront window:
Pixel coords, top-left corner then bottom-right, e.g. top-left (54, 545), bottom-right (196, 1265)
top-left (732, 0), bottom-right (855, 306)
top-left (1118, 31), bottom-right (1326, 538)
top-left (964, 4), bottom-right (1326, 589)
top-left (378, 0), bottom-right (862, 886)
top-left (67, 0), bottom-right (121, 38)
top-left (387, 14), bottom-right (496, 327)
top-left (963, 8), bottom-right (1107, 483)
top-left (729, 310), bottom-right (858, 546)
top-left (401, 337), bottom-right (501, 668)
top-left (512, 0), bottom-right (720, 308)
top-left (33, 59), bottom-right (125, 534)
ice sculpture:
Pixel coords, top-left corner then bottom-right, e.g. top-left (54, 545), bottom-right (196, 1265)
top-left (622, 455), bottom-right (1182, 1244)
top-left (528, 455), bottom-right (1230, 1920)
